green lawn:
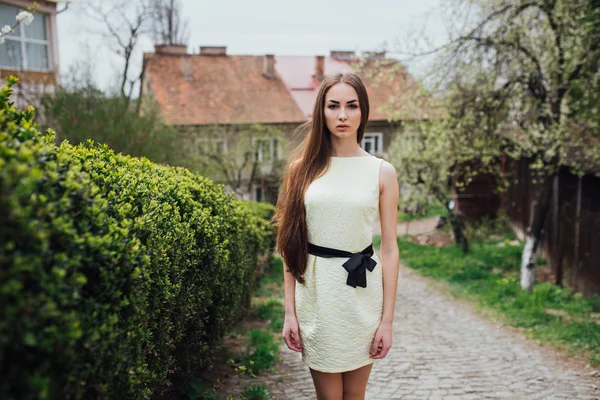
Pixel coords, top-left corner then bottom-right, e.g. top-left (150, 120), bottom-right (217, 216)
top-left (373, 234), bottom-right (600, 367)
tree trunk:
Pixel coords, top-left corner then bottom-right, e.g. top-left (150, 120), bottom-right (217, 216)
top-left (448, 210), bottom-right (468, 253)
top-left (520, 171), bottom-right (555, 291)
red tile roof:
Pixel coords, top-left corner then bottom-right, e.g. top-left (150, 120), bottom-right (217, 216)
top-left (143, 53), bottom-right (306, 125)
top-left (143, 51), bottom-right (417, 125)
top-left (274, 56), bottom-right (415, 121)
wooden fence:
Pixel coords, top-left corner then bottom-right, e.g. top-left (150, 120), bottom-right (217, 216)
top-left (504, 157), bottom-right (600, 296)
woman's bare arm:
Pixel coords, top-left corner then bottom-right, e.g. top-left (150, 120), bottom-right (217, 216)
top-left (370, 160), bottom-right (399, 359)
top-left (283, 260), bottom-right (297, 317)
top-left (378, 161), bottom-right (400, 324)
top-left (282, 260), bottom-right (303, 352)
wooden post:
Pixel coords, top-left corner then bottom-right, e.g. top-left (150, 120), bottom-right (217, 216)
top-left (573, 176), bottom-right (582, 290)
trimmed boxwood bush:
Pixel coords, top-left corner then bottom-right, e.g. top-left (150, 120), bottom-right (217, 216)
top-left (0, 77), bottom-right (275, 400)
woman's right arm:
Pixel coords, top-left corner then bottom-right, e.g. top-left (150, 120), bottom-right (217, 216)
top-left (282, 260), bottom-right (303, 352)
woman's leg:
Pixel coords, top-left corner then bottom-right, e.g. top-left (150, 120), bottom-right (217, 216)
top-left (341, 363), bottom-right (374, 400)
top-left (309, 368), bottom-right (343, 400)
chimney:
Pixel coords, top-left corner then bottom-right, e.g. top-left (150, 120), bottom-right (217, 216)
top-left (263, 54), bottom-right (275, 80)
top-left (200, 46), bottom-right (227, 56)
top-left (364, 51), bottom-right (386, 60)
top-left (154, 44), bottom-right (188, 55)
top-left (180, 58), bottom-right (194, 81)
top-left (330, 50), bottom-right (356, 60)
top-left (315, 55), bottom-right (325, 81)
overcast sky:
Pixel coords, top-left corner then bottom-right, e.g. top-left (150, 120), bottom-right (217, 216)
top-left (56, 0), bottom-right (449, 91)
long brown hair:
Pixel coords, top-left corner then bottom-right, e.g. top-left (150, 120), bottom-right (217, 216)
top-left (271, 72), bottom-right (370, 283)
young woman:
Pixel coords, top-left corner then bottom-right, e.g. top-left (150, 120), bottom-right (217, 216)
top-left (272, 72), bottom-right (400, 400)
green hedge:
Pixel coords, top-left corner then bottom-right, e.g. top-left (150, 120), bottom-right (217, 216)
top-left (0, 77), bottom-right (275, 400)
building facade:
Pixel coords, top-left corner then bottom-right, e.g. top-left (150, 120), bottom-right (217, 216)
top-left (141, 45), bottom-right (412, 203)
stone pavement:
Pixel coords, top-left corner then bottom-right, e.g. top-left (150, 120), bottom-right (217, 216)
top-left (258, 266), bottom-right (600, 399)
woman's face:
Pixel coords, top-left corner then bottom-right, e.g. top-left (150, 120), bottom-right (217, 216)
top-left (324, 82), bottom-right (361, 140)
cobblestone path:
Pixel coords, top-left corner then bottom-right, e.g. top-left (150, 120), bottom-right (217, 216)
top-left (259, 266), bottom-right (600, 399)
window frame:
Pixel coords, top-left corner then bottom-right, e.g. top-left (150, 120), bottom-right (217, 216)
top-left (253, 137), bottom-right (281, 162)
top-left (360, 132), bottom-right (383, 155)
top-left (0, 4), bottom-right (51, 71)
top-left (198, 137), bottom-right (228, 155)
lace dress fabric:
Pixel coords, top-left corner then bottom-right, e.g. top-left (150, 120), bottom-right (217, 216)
top-left (295, 155), bottom-right (384, 372)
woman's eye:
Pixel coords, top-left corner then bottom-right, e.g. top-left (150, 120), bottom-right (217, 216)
top-left (328, 105), bottom-right (337, 109)
top-left (349, 104), bottom-right (358, 109)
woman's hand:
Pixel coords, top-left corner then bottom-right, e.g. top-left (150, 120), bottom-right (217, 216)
top-left (369, 320), bottom-right (392, 359)
top-left (282, 314), bottom-right (303, 352)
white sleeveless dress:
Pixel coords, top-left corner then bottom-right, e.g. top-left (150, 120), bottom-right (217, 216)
top-left (295, 155), bottom-right (384, 372)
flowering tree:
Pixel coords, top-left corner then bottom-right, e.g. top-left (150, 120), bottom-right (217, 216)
top-left (0, 5), bottom-right (36, 44)
top-left (386, 0), bottom-right (600, 291)
top-left (388, 65), bottom-right (511, 252)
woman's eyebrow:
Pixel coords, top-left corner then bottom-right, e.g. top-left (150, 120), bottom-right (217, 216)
top-left (327, 99), bottom-right (359, 104)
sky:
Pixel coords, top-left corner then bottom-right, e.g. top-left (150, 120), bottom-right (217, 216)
top-left (56, 0), bottom-right (449, 92)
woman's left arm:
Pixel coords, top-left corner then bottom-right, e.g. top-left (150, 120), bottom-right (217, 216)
top-left (370, 160), bottom-right (400, 359)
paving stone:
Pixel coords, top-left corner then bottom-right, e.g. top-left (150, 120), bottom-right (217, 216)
top-left (254, 261), bottom-right (600, 400)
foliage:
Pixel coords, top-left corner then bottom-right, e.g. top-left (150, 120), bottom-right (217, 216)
top-left (39, 78), bottom-right (181, 167)
top-left (187, 378), bottom-right (217, 400)
top-left (0, 78), bottom-right (274, 399)
top-left (392, 235), bottom-right (600, 366)
top-left (241, 385), bottom-right (273, 400)
top-left (385, 0), bottom-right (600, 287)
top-left (463, 211), bottom-right (514, 246)
top-left (239, 330), bottom-right (280, 375)
top-left (258, 298), bottom-right (285, 332)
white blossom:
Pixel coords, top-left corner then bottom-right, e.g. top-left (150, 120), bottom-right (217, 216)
top-left (16, 11), bottom-right (34, 26)
top-left (1, 25), bottom-right (12, 35)
top-left (0, 36), bottom-right (5, 44)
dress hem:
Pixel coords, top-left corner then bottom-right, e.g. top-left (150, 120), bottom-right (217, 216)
top-left (302, 357), bottom-right (377, 373)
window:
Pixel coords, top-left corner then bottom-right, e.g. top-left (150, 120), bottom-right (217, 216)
top-left (0, 4), bottom-right (50, 70)
top-left (254, 138), bottom-right (280, 162)
top-left (360, 133), bottom-right (383, 155)
top-left (198, 138), bottom-right (227, 154)
top-left (255, 186), bottom-right (263, 202)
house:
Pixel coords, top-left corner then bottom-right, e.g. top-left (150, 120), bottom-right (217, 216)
top-left (141, 45), bottom-right (417, 202)
top-left (0, 0), bottom-right (65, 108)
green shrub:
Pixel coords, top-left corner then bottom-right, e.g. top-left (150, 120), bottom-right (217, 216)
top-left (0, 78), bottom-right (274, 400)
top-left (237, 200), bottom-right (276, 250)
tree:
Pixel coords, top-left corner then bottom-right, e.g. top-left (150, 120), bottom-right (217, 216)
top-left (79, 0), bottom-right (189, 102)
top-left (388, 65), bottom-right (511, 252)
top-left (179, 123), bottom-right (288, 201)
top-left (80, 0), bottom-right (154, 101)
top-left (386, 0), bottom-right (600, 291)
top-left (151, 0), bottom-right (189, 46)
top-left (39, 64), bottom-right (181, 166)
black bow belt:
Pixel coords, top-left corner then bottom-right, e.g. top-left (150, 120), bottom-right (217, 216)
top-left (307, 242), bottom-right (377, 288)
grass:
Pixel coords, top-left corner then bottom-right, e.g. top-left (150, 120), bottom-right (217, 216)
top-left (397, 202), bottom-right (446, 222)
top-left (240, 384), bottom-right (274, 400)
top-left (378, 234), bottom-right (600, 367)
